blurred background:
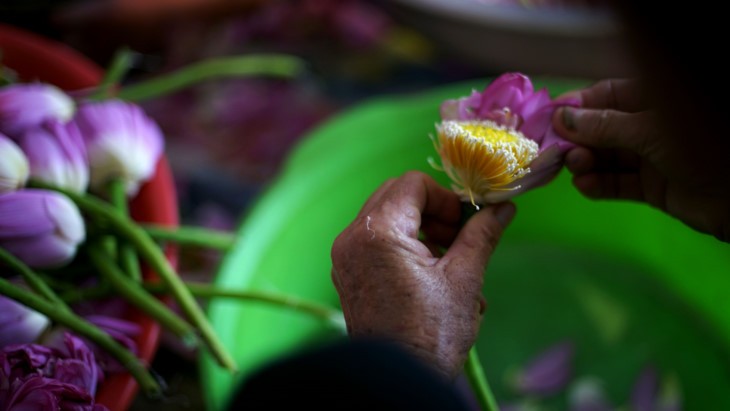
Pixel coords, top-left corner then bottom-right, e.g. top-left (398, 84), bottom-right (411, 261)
top-left (1, 0), bottom-right (638, 409)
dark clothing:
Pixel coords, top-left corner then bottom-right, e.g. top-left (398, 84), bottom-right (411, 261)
top-left (227, 338), bottom-right (472, 410)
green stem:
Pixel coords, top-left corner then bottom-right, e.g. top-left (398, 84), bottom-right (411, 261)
top-left (0, 247), bottom-right (67, 308)
top-left (110, 179), bottom-right (142, 282)
top-left (149, 281), bottom-right (346, 332)
top-left (60, 282), bottom-right (111, 304)
top-left (0, 276), bottom-right (162, 397)
top-left (91, 47), bottom-right (135, 100)
top-left (116, 54), bottom-right (304, 102)
top-left (32, 181), bottom-right (237, 372)
top-left (142, 225), bottom-right (236, 251)
top-left (87, 245), bottom-right (198, 348)
top-left (465, 346), bottom-right (500, 411)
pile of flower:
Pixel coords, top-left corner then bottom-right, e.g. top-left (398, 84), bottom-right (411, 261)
top-left (0, 80), bottom-right (209, 409)
top-left (0, 52), bottom-right (344, 410)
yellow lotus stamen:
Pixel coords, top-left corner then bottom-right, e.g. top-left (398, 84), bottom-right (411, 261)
top-left (431, 120), bottom-right (538, 206)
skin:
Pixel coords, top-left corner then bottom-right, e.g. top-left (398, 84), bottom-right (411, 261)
top-left (553, 79), bottom-right (730, 243)
top-left (331, 171), bottom-right (515, 379)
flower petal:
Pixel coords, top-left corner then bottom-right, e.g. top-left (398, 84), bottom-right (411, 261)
top-left (0, 189), bottom-right (85, 268)
top-left (0, 83), bottom-right (75, 138)
top-left (477, 73), bottom-right (533, 116)
top-left (17, 120), bottom-right (89, 193)
top-left (513, 341), bottom-right (574, 396)
top-left (73, 100), bottom-right (164, 196)
top-left (0, 296), bottom-right (50, 347)
top-left (440, 90), bottom-right (481, 121)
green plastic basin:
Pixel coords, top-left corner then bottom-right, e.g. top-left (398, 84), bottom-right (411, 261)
top-left (201, 78), bottom-right (730, 410)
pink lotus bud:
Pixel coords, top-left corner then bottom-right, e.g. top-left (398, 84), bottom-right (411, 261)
top-left (16, 120), bottom-right (89, 193)
top-left (0, 83), bottom-right (75, 138)
top-left (0, 295), bottom-right (50, 346)
top-left (0, 189), bottom-right (85, 268)
top-left (0, 133), bottom-right (29, 194)
top-left (72, 100), bottom-right (164, 196)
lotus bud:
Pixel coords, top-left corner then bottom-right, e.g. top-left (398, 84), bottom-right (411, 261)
top-left (0, 83), bottom-right (75, 138)
top-left (16, 120), bottom-right (89, 193)
top-left (71, 99), bottom-right (163, 196)
top-left (0, 295), bottom-right (50, 346)
top-left (0, 189), bottom-right (85, 268)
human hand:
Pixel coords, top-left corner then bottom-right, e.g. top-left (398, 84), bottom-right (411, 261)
top-left (552, 79), bottom-right (730, 242)
top-left (331, 171), bottom-right (515, 379)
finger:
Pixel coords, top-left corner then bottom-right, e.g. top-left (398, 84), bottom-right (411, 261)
top-left (442, 202), bottom-right (515, 271)
top-left (566, 147), bottom-right (641, 176)
top-left (564, 147), bottom-right (595, 175)
top-left (572, 172), bottom-right (645, 201)
top-left (369, 171), bottom-right (461, 238)
top-left (356, 178), bottom-right (396, 219)
top-left (553, 108), bottom-right (658, 158)
top-left (575, 79), bottom-right (650, 112)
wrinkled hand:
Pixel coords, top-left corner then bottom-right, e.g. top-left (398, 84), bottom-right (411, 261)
top-left (331, 171), bottom-right (515, 379)
top-left (552, 79), bottom-right (730, 242)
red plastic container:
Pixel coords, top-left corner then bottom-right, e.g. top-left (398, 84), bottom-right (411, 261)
top-left (0, 23), bottom-right (179, 411)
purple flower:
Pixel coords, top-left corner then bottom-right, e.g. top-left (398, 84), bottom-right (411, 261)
top-left (1, 333), bottom-right (104, 400)
top-left (0, 189), bottom-right (85, 268)
top-left (631, 365), bottom-right (659, 411)
top-left (16, 120), bottom-right (89, 193)
top-left (630, 366), bottom-right (683, 411)
top-left (433, 73), bottom-right (579, 205)
top-left (71, 100), bottom-right (164, 196)
top-left (0, 295), bottom-right (50, 347)
top-left (0, 134), bottom-right (29, 194)
top-left (45, 314), bottom-right (141, 373)
top-left (0, 374), bottom-right (108, 411)
top-left (0, 84), bottom-right (75, 138)
top-left (512, 341), bottom-right (574, 396)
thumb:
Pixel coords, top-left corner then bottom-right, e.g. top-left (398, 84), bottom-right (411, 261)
top-left (444, 202), bottom-right (515, 270)
top-left (553, 107), bottom-right (657, 157)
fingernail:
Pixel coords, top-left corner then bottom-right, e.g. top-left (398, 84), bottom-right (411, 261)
top-left (495, 202), bottom-right (516, 227)
top-left (562, 107), bottom-right (577, 131)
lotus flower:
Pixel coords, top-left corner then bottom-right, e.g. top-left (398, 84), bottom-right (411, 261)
top-left (0, 83), bottom-right (75, 138)
top-left (0, 295), bottom-right (50, 347)
top-left (16, 120), bottom-right (89, 193)
top-left (0, 189), bottom-right (85, 268)
top-left (71, 99), bottom-right (164, 196)
top-left (0, 134), bottom-right (29, 194)
top-left (432, 73), bottom-right (578, 205)
top-left (511, 341), bottom-right (574, 396)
